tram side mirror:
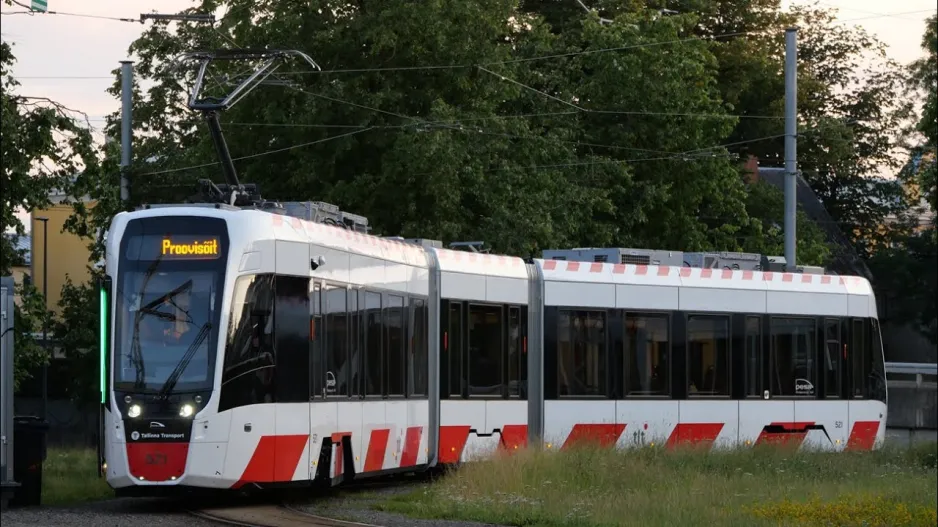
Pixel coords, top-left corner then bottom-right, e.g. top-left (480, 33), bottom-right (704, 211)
top-left (310, 255), bottom-right (325, 271)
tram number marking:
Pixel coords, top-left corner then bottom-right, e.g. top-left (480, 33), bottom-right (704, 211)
top-left (145, 452), bottom-right (168, 465)
top-left (834, 421), bottom-right (843, 429)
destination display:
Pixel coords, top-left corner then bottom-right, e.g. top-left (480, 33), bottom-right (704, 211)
top-left (125, 234), bottom-right (223, 261)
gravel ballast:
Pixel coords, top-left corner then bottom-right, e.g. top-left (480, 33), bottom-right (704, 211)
top-left (0, 498), bottom-right (220, 527)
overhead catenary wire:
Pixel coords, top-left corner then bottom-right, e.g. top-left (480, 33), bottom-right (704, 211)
top-left (138, 127), bottom-right (374, 176)
top-left (136, 129), bottom-right (800, 179)
top-left (51, 6), bottom-right (922, 180)
top-left (14, 7), bottom-right (937, 78)
top-left (138, 25), bottom-right (858, 179)
top-left (2, 1), bottom-right (214, 23)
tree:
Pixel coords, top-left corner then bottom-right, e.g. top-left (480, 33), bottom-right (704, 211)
top-left (102, 0), bottom-right (816, 259)
top-left (742, 180), bottom-right (831, 266)
top-left (50, 274), bottom-right (102, 405)
top-left (662, 1), bottom-right (914, 264)
top-left (1, 38), bottom-right (101, 390)
top-left (908, 14), bottom-right (937, 215)
top-left (868, 15), bottom-right (937, 351)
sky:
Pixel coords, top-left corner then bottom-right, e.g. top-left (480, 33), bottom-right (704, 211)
top-left (2, 0), bottom-right (936, 232)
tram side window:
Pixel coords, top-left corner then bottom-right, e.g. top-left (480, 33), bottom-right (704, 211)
top-left (771, 317), bottom-right (816, 397)
top-left (385, 295), bottom-right (406, 397)
top-left (274, 276), bottom-right (310, 403)
top-left (823, 318), bottom-right (842, 398)
top-left (363, 291), bottom-right (383, 396)
top-left (469, 304), bottom-right (503, 396)
top-left (448, 302), bottom-right (464, 397)
top-left (851, 319), bottom-right (868, 398)
top-left (409, 298), bottom-right (428, 397)
top-left (324, 286), bottom-right (349, 397)
top-left (349, 290), bottom-right (362, 397)
top-left (745, 316), bottom-right (762, 397)
top-left (219, 274), bottom-right (276, 410)
top-left (687, 315), bottom-right (730, 397)
top-left (557, 310), bottom-right (606, 397)
top-left (624, 313), bottom-right (669, 397)
top-left (869, 319), bottom-right (887, 403)
top-left (311, 282), bottom-right (322, 398)
top-left (507, 306), bottom-right (526, 398)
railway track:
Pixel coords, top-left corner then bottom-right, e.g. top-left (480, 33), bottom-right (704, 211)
top-left (189, 476), bottom-right (425, 527)
top-left (191, 503), bottom-right (378, 527)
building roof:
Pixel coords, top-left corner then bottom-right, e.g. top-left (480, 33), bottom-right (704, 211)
top-left (4, 233), bottom-right (31, 266)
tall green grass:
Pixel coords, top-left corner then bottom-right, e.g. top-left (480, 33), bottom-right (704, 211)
top-left (42, 447), bottom-right (113, 506)
top-left (377, 442), bottom-right (938, 527)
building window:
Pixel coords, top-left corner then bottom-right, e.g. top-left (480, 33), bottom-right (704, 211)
top-left (686, 315), bottom-right (730, 397)
top-left (624, 313), bottom-right (669, 396)
top-left (557, 310), bottom-right (606, 397)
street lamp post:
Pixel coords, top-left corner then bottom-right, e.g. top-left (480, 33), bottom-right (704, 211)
top-left (35, 216), bottom-right (49, 422)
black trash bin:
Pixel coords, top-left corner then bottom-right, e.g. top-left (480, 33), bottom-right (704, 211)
top-left (10, 416), bottom-right (49, 508)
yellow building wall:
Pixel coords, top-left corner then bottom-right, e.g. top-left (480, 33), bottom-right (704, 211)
top-left (10, 265), bottom-right (29, 308)
top-left (30, 201), bottom-right (97, 316)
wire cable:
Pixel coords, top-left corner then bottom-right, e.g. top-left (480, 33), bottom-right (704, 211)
top-left (3, 1), bottom-right (139, 23)
top-left (14, 8), bottom-right (936, 77)
top-left (138, 127), bottom-right (373, 176)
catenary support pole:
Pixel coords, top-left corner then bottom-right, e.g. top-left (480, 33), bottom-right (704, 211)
top-left (37, 217), bottom-right (49, 422)
top-left (784, 27), bottom-right (798, 271)
top-left (120, 61), bottom-right (133, 203)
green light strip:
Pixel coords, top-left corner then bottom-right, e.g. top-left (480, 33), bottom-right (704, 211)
top-left (100, 286), bottom-right (107, 404)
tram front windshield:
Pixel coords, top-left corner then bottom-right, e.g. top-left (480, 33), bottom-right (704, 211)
top-left (113, 229), bottom-right (226, 394)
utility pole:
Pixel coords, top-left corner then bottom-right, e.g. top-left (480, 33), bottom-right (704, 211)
top-left (784, 27), bottom-right (798, 272)
top-left (117, 14), bottom-right (213, 205)
top-left (120, 61), bottom-right (132, 204)
top-left (35, 216), bottom-right (49, 422)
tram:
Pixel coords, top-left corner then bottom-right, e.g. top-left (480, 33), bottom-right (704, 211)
top-left (97, 202), bottom-right (887, 495)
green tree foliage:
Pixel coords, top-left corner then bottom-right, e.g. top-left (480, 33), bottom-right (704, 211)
top-left (868, 15), bottom-right (937, 350)
top-left (50, 274), bottom-right (102, 404)
top-left (908, 14), bottom-right (937, 215)
top-left (1, 39), bottom-right (101, 390)
top-left (669, 1), bottom-right (914, 260)
top-left (87, 0), bottom-right (834, 262)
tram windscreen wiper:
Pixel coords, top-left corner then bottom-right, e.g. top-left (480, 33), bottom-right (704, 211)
top-left (156, 322), bottom-right (211, 399)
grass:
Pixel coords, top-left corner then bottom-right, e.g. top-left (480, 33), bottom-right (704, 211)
top-left (375, 441), bottom-right (938, 527)
top-left (41, 447), bottom-right (113, 506)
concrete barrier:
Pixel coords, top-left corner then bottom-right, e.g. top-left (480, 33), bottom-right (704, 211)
top-left (886, 428), bottom-right (938, 448)
top-left (885, 362), bottom-right (937, 432)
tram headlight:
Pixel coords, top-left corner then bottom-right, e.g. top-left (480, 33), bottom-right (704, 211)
top-left (127, 404), bottom-right (142, 418)
top-left (179, 404), bottom-right (195, 418)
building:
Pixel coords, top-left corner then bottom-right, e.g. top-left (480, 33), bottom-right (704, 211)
top-left (29, 183), bottom-right (97, 317)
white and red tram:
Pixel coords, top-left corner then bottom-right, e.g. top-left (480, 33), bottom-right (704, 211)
top-left (98, 203), bottom-right (887, 495)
